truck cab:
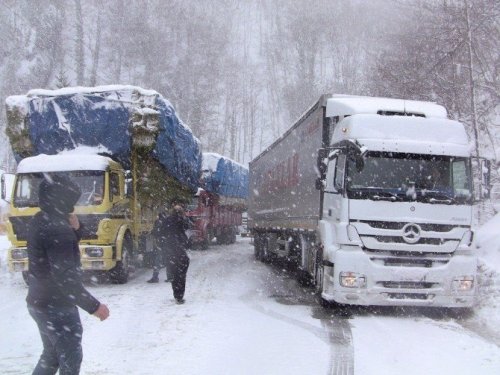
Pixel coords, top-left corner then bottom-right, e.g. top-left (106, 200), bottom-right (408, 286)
top-left (317, 99), bottom-right (478, 307)
top-left (5, 152), bottom-right (135, 283)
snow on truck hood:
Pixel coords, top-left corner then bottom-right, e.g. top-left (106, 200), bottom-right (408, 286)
top-left (332, 114), bottom-right (471, 157)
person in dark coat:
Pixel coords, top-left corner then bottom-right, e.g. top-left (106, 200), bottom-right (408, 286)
top-left (26, 174), bottom-right (109, 375)
top-left (147, 209), bottom-right (173, 283)
top-left (163, 204), bottom-right (191, 304)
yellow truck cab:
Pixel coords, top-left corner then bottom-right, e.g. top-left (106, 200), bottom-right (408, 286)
top-left (6, 152), bottom-right (140, 284)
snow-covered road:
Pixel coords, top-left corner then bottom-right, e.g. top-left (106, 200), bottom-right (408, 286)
top-left (1, 236), bottom-right (499, 375)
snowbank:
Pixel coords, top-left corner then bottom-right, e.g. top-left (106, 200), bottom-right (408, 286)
top-left (474, 212), bottom-right (500, 336)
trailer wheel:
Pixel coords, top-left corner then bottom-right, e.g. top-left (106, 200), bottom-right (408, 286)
top-left (254, 233), bottom-right (262, 260)
top-left (109, 234), bottom-right (132, 284)
top-left (253, 233), bottom-right (261, 261)
top-left (201, 231), bottom-right (210, 250)
top-left (229, 228), bottom-right (237, 244)
top-left (261, 236), bottom-right (272, 263)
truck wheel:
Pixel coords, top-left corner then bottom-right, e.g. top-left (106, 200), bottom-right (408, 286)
top-left (254, 233), bottom-right (262, 260)
top-left (22, 271), bottom-right (29, 285)
top-left (314, 249), bottom-right (330, 307)
top-left (230, 229), bottom-right (237, 244)
top-left (261, 237), bottom-right (272, 263)
top-left (109, 234), bottom-right (132, 284)
top-left (201, 231), bottom-right (210, 250)
top-left (216, 232), bottom-right (224, 245)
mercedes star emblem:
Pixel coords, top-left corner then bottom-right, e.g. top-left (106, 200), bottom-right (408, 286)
top-left (402, 223), bottom-right (421, 244)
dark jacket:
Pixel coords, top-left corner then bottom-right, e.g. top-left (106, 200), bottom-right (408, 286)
top-left (161, 213), bottom-right (189, 257)
top-left (152, 212), bottom-right (169, 249)
top-left (26, 174), bottom-right (100, 314)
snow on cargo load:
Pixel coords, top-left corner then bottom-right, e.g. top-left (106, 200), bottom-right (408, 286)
top-left (202, 152), bottom-right (249, 199)
top-left (5, 85), bottom-right (202, 190)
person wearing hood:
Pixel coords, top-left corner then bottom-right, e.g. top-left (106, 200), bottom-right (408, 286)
top-left (162, 203), bottom-right (191, 304)
top-left (26, 173), bottom-right (109, 375)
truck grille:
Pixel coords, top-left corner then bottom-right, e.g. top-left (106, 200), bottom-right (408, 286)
top-left (9, 216), bottom-right (33, 241)
top-left (78, 214), bottom-right (109, 240)
top-left (359, 221), bottom-right (461, 232)
top-left (374, 236), bottom-right (443, 245)
top-left (379, 281), bottom-right (437, 289)
top-left (10, 214), bottom-right (107, 241)
top-left (352, 220), bottom-right (468, 253)
top-left (367, 249), bottom-right (451, 268)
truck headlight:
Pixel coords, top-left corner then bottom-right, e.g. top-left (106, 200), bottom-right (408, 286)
top-left (11, 248), bottom-right (28, 260)
top-left (339, 271), bottom-right (366, 288)
top-left (452, 276), bottom-right (474, 291)
top-left (85, 247), bottom-right (104, 257)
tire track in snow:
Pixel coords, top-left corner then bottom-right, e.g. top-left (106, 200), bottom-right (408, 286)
top-left (245, 259), bottom-right (355, 375)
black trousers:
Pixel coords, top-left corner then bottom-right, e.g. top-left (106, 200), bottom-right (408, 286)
top-left (28, 304), bottom-right (83, 375)
top-left (167, 252), bottom-right (190, 300)
top-left (151, 247), bottom-right (172, 279)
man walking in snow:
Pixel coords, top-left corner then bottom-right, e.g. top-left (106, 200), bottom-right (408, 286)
top-left (163, 203), bottom-right (191, 304)
top-left (26, 174), bottom-right (109, 374)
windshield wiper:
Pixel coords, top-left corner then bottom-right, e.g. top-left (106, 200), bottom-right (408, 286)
top-left (423, 191), bottom-right (456, 204)
top-left (370, 191), bottom-right (401, 202)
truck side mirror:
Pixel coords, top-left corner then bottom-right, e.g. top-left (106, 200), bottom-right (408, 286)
top-left (480, 159), bottom-right (491, 199)
top-left (124, 170), bottom-right (133, 198)
top-left (315, 177), bottom-right (324, 190)
top-left (317, 148), bottom-right (328, 176)
top-left (1, 174), bottom-right (5, 200)
top-left (1, 173), bottom-right (14, 202)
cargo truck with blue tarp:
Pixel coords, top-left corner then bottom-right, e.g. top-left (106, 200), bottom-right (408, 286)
top-left (2, 85), bottom-right (202, 283)
top-left (186, 152), bottom-right (248, 249)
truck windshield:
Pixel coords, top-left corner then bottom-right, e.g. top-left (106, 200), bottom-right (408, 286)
top-left (346, 152), bottom-right (472, 204)
top-left (14, 171), bottom-right (105, 208)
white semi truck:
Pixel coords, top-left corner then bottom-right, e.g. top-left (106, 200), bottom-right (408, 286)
top-left (248, 94), bottom-right (490, 308)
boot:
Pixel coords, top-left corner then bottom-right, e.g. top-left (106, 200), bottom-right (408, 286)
top-left (147, 272), bottom-right (159, 283)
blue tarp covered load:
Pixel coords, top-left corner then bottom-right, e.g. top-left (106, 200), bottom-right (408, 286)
top-left (5, 85), bottom-right (202, 190)
top-left (202, 153), bottom-right (248, 199)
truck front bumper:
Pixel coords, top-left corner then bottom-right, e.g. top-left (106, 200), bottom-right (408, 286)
top-left (8, 245), bottom-right (118, 272)
top-left (322, 246), bottom-right (477, 308)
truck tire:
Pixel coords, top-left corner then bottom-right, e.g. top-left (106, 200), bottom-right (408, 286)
top-left (201, 230), bottom-right (210, 250)
top-left (254, 233), bottom-right (263, 260)
top-left (22, 271), bottom-right (29, 285)
top-left (216, 231), bottom-right (225, 245)
top-left (314, 248), bottom-right (330, 307)
top-left (230, 228), bottom-right (237, 244)
top-left (109, 234), bottom-right (132, 284)
top-left (261, 236), bottom-right (272, 263)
